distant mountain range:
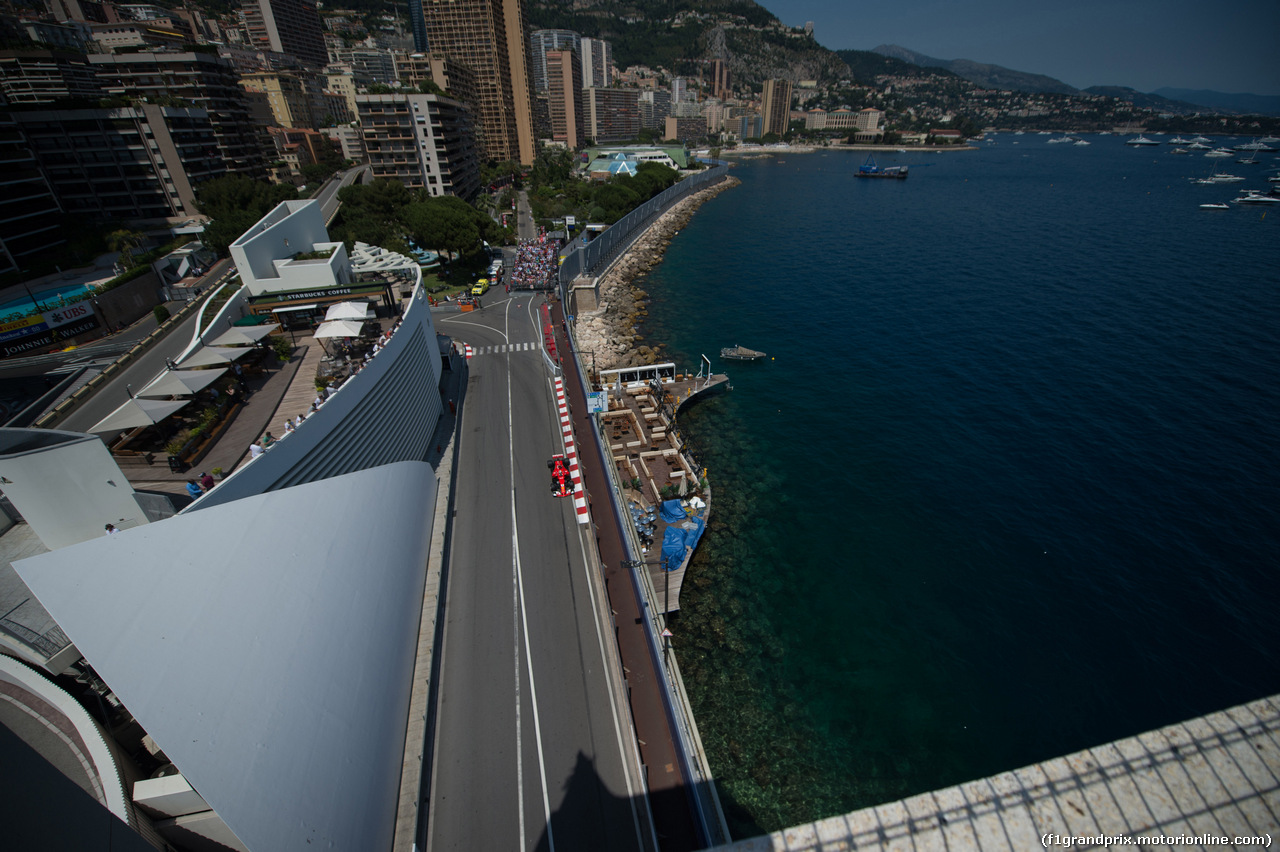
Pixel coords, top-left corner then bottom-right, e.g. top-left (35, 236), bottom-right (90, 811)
top-left (871, 45), bottom-right (1076, 95)
top-left (1079, 86), bottom-right (1207, 115)
top-left (870, 44), bottom-right (1280, 117)
top-left (1153, 88), bottom-right (1280, 117)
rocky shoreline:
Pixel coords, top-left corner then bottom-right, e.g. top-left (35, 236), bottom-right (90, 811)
top-left (573, 176), bottom-right (741, 370)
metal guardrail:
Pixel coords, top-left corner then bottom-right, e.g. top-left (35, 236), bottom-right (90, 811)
top-left (556, 169), bottom-right (734, 846)
top-left (33, 266), bottom-right (237, 430)
top-left (558, 165), bottom-right (729, 288)
top-left (0, 614), bottom-right (72, 659)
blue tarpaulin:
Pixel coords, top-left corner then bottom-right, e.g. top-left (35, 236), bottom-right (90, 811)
top-left (682, 515), bottom-right (706, 554)
top-left (661, 527), bottom-right (685, 572)
top-left (659, 500), bottom-right (687, 523)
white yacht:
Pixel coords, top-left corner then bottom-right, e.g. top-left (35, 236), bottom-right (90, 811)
top-left (1234, 139), bottom-right (1277, 152)
top-left (1168, 136), bottom-right (1191, 145)
top-left (1074, 138), bottom-right (1091, 146)
top-left (1233, 191), bottom-right (1279, 204)
top-left (1204, 148), bottom-right (1235, 158)
top-left (1125, 135), bottom-right (1161, 146)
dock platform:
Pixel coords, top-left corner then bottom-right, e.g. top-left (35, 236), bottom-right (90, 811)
top-left (594, 366), bottom-right (728, 611)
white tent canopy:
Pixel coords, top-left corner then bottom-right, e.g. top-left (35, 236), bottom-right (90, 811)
top-left (136, 368), bottom-right (226, 399)
top-left (89, 397), bottom-right (190, 433)
top-left (313, 319), bottom-right (365, 339)
top-left (207, 323), bottom-right (279, 347)
top-left (178, 346), bottom-right (252, 368)
top-left (324, 301), bottom-right (373, 322)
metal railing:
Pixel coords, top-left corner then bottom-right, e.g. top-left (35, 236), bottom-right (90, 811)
top-left (559, 165), bottom-right (729, 288)
top-left (554, 168), bottom-right (734, 845)
top-left (0, 614), bottom-right (72, 659)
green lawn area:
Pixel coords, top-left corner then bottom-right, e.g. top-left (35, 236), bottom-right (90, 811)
top-left (421, 270), bottom-right (474, 299)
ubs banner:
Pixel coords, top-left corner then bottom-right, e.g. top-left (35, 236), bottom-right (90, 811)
top-left (0, 302), bottom-right (100, 358)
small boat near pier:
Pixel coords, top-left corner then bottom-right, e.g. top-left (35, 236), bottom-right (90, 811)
top-left (720, 345), bottom-right (767, 361)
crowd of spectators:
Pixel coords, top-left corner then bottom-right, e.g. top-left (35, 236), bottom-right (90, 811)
top-left (510, 237), bottom-right (559, 290)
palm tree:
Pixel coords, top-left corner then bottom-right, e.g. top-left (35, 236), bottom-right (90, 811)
top-left (107, 228), bottom-right (147, 270)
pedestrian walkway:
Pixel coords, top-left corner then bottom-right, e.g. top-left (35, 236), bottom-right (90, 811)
top-left (122, 343), bottom-right (306, 496)
top-left (249, 340), bottom-right (327, 473)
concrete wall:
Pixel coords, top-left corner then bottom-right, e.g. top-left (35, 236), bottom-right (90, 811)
top-left (93, 269), bottom-right (165, 332)
top-left (265, 241), bottom-right (350, 292)
top-left (229, 200), bottom-right (333, 295)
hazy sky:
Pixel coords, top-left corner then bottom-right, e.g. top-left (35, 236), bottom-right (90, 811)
top-left (757, 0), bottom-right (1280, 96)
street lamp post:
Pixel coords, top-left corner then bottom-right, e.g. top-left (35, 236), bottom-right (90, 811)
top-left (626, 557), bottom-right (671, 670)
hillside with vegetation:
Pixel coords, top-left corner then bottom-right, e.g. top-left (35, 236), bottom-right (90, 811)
top-left (529, 0), bottom-right (850, 90)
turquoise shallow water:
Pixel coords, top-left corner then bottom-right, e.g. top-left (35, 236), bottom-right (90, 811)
top-left (640, 139), bottom-right (1280, 837)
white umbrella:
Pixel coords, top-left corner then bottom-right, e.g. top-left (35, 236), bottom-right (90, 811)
top-left (208, 323), bottom-right (280, 347)
top-left (314, 319), bottom-right (365, 339)
top-left (324, 301), bottom-right (372, 322)
top-left (136, 368), bottom-right (227, 399)
top-left (178, 346), bottom-right (251, 368)
top-left (89, 398), bottom-right (190, 433)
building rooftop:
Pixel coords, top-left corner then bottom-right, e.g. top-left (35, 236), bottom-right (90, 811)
top-left (14, 461), bottom-right (438, 852)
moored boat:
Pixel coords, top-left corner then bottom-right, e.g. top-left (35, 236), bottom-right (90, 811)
top-left (1233, 192), bottom-right (1280, 204)
top-left (855, 154), bottom-right (908, 179)
top-left (720, 345), bottom-right (767, 361)
top-left (1200, 203), bottom-right (1230, 210)
top-left (1125, 135), bottom-right (1161, 146)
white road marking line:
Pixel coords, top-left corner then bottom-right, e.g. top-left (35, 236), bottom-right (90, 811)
top-left (507, 305), bottom-right (555, 852)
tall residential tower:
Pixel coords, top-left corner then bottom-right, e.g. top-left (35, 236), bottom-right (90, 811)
top-left (420, 0), bottom-right (535, 164)
top-left (761, 78), bottom-right (793, 137)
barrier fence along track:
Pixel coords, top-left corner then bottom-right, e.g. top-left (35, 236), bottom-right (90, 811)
top-left (552, 377), bottom-right (590, 525)
top-left (33, 267), bottom-right (239, 430)
top-left (559, 165), bottom-right (729, 285)
top-left (556, 167), bottom-right (733, 847)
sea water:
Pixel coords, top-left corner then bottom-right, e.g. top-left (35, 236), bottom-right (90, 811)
top-left (640, 138), bottom-right (1280, 837)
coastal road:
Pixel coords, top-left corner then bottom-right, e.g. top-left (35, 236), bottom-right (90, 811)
top-left (427, 295), bottom-right (651, 851)
top-left (1, 259), bottom-right (236, 433)
top-left (517, 190), bottom-right (536, 242)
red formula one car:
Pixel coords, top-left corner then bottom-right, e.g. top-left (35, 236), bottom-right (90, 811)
top-left (548, 454), bottom-right (570, 497)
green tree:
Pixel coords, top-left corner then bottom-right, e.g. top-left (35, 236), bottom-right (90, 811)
top-left (530, 146), bottom-right (575, 189)
top-left (107, 228), bottom-right (146, 269)
top-left (629, 162), bottom-right (679, 199)
top-left (195, 175), bottom-right (299, 255)
top-left (402, 196), bottom-right (491, 258)
top-left (588, 180), bottom-right (641, 223)
top-left (301, 162), bottom-right (333, 185)
top-left (329, 179), bottom-right (413, 250)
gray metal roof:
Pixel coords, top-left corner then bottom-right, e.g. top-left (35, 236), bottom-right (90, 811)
top-left (14, 461), bottom-right (437, 852)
